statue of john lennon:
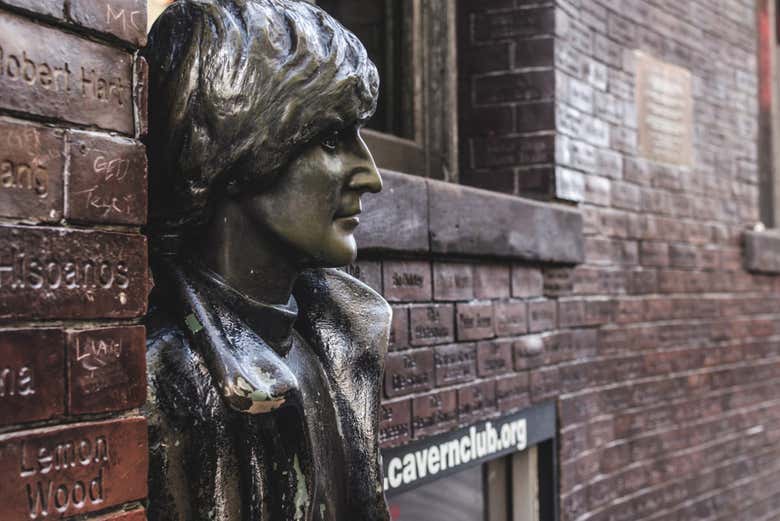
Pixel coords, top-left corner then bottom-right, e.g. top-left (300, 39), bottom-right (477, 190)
top-left (141, 1), bottom-right (391, 519)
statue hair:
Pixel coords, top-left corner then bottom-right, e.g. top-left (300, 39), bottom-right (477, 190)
top-left (143, 0), bottom-right (379, 233)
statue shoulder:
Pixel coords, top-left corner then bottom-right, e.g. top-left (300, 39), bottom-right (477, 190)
top-left (294, 268), bottom-right (392, 355)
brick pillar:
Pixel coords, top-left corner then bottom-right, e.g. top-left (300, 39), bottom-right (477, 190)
top-left (457, 0), bottom-right (557, 198)
top-left (0, 2), bottom-right (149, 520)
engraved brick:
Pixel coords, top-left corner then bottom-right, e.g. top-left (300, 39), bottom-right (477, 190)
top-left (474, 263), bottom-right (510, 299)
top-left (0, 117), bottom-right (64, 223)
top-left (382, 260), bottom-right (431, 301)
top-left (496, 373), bottom-right (530, 413)
top-left (412, 390), bottom-right (457, 438)
top-left (0, 225), bottom-right (148, 320)
top-left (342, 260), bottom-right (382, 293)
top-left (0, 11), bottom-right (135, 134)
top-left (512, 266), bottom-right (543, 297)
top-left (433, 343), bottom-right (476, 386)
top-left (513, 334), bottom-right (544, 370)
top-left (544, 267), bottom-right (574, 296)
top-left (494, 300), bottom-right (527, 336)
top-left (474, 70), bottom-right (555, 104)
top-left (528, 300), bottom-right (556, 332)
top-left (67, 326), bottom-right (145, 415)
top-left (384, 350), bottom-right (434, 398)
top-left (133, 55), bottom-right (149, 139)
top-left (0, 417), bottom-right (148, 521)
top-left (476, 339), bottom-right (513, 377)
top-left (473, 7), bottom-right (554, 41)
top-left (472, 134), bottom-right (555, 168)
top-left (458, 381), bottom-right (497, 425)
top-left (66, 131), bottom-right (147, 225)
top-left (0, 329), bottom-right (65, 426)
top-left (456, 301), bottom-right (494, 340)
top-left (379, 399), bottom-right (411, 448)
top-left (409, 304), bottom-right (454, 346)
top-left (433, 262), bottom-right (473, 301)
top-left (66, 0), bottom-right (148, 47)
top-left (388, 305), bottom-right (409, 351)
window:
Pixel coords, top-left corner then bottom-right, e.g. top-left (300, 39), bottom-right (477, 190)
top-left (316, 0), bottom-right (458, 181)
top-left (387, 446), bottom-right (552, 521)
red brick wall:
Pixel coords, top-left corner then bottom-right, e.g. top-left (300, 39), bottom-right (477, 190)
top-left (374, 0), bottom-right (780, 520)
top-left (0, 1), bottom-right (149, 520)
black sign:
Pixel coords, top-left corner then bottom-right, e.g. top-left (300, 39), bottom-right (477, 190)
top-left (381, 401), bottom-right (556, 497)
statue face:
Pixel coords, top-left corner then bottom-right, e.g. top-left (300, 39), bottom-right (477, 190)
top-left (238, 125), bottom-right (382, 267)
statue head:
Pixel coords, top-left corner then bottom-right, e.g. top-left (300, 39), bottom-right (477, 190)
top-left (143, 0), bottom-right (381, 267)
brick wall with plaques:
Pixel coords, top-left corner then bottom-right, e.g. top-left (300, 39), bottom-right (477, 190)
top-left (355, 0), bottom-right (780, 520)
top-left (0, 1), bottom-right (149, 521)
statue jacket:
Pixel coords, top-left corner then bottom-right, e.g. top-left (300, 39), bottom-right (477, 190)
top-left (144, 264), bottom-right (392, 521)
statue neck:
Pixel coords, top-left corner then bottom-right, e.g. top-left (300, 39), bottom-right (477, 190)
top-left (198, 200), bottom-right (301, 306)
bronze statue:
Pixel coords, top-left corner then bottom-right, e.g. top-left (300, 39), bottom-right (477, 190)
top-left (141, 1), bottom-right (390, 519)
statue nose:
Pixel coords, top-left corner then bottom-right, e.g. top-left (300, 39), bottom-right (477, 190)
top-left (349, 165), bottom-right (383, 194)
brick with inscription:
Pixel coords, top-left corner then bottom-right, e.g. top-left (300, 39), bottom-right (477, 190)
top-left (456, 301), bottom-right (494, 341)
top-left (474, 263), bottom-right (510, 299)
top-left (412, 390), bottom-right (457, 438)
top-left (512, 265), bottom-right (543, 297)
top-left (379, 399), bottom-right (411, 448)
top-left (388, 305), bottom-right (409, 351)
top-left (382, 260), bottom-right (431, 301)
top-left (0, 11), bottom-right (134, 134)
top-left (544, 267), bottom-right (574, 296)
top-left (476, 339), bottom-right (513, 377)
top-left (433, 262), bottom-right (473, 301)
top-left (474, 70), bottom-right (555, 104)
top-left (133, 55), bottom-right (149, 139)
top-left (458, 381), bottom-right (497, 426)
top-left (528, 300), bottom-right (557, 332)
top-left (67, 326), bottom-right (145, 415)
top-left (0, 417), bottom-right (147, 521)
top-left (342, 260), bottom-right (382, 293)
top-left (514, 334), bottom-right (544, 370)
top-left (0, 225), bottom-right (147, 320)
top-left (0, 118), bottom-right (64, 223)
top-left (473, 7), bottom-right (554, 41)
top-left (0, 329), bottom-right (65, 426)
top-left (66, 131), bottom-right (147, 225)
top-left (384, 350), bottom-right (434, 398)
top-left (67, 0), bottom-right (147, 47)
top-left (496, 373), bottom-right (530, 413)
top-left (494, 300), bottom-right (527, 336)
top-left (409, 304), bottom-right (454, 346)
top-left (433, 343), bottom-right (476, 386)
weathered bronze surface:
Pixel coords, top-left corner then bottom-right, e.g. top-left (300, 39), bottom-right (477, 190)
top-left (142, 1), bottom-right (390, 520)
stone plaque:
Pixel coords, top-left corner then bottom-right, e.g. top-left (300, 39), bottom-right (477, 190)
top-left (67, 326), bottom-right (146, 415)
top-left (384, 350), bottom-right (434, 398)
top-left (411, 390), bottom-right (457, 437)
top-left (635, 51), bottom-right (693, 165)
top-left (67, 0), bottom-right (148, 47)
top-left (0, 417), bottom-right (147, 521)
top-left (0, 11), bottom-right (134, 134)
top-left (66, 131), bottom-right (147, 225)
top-left (0, 118), bottom-right (64, 223)
top-left (0, 225), bottom-right (147, 320)
top-left (0, 329), bottom-right (65, 426)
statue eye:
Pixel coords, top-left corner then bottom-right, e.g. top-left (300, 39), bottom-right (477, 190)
top-left (321, 130), bottom-right (340, 152)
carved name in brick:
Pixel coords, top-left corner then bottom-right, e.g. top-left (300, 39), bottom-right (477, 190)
top-left (409, 304), bottom-right (454, 346)
top-left (0, 118), bottom-right (64, 222)
top-left (0, 417), bottom-right (147, 521)
top-left (0, 225), bottom-right (147, 320)
top-left (412, 390), bottom-right (457, 437)
top-left (433, 343), bottom-right (476, 386)
top-left (456, 301), bottom-right (494, 340)
top-left (476, 339), bottom-right (513, 378)
top-left (67, 326), bottom-right (145, 415)
top-left (66, 131), bottom-right (147, 225)
top-left (0, 329), bottom-right (65, 426)
top-left (384, 350), bottom-right (434, 398)
top-left (383, 260), bottom-right (431, 301)
top-left (379, 400), bottom-right (411, 448)
top-left (67, 0), bottom-right (148, 47)
top-left (0, 11), bottom-right (134, 134)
